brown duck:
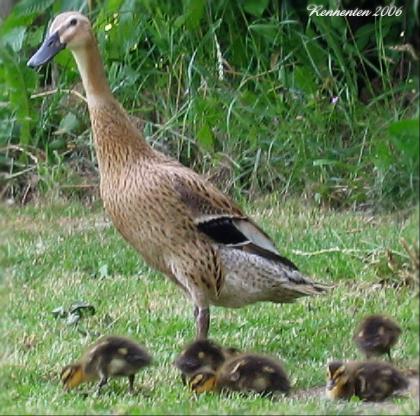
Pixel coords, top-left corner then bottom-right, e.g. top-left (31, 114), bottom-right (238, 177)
top-left (28, 12), bottom-right (329, 338)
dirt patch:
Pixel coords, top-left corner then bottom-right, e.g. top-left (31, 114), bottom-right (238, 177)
top-left (56, 215), bottom-right (111, 234)
top-left (407, 374), bottom-right (419, 398)
top-left (0, 209), bottom-right (111, 239)
top-left (292, 385), bottom-right (325, 400)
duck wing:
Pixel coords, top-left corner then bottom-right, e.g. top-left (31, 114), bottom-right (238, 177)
top-left (169, 165), bottom-right (298, 271)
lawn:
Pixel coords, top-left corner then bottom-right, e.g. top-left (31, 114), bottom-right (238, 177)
top-left (0, 197), bottom-right (418, 415)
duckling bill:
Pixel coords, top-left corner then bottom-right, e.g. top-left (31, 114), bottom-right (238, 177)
top-left (326, 360), bottom-right (408, 401)
top-left (353, 314), bottom-right (401, 361)
top-left (61, 335), bottom-right (152, 394)
top-left (188, 369), bottom-right (218, 394)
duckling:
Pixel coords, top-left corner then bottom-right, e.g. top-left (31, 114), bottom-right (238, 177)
top-left (353, 314), bottom-right (401, 360)
top-left (326, 360), bottom-right (409, 401)
top-left (215, 353), bottom-right (290, 396)
top-left (61, 335), bottom-right (152, 394)
top-left (174, 339), bottom-right (238, 383)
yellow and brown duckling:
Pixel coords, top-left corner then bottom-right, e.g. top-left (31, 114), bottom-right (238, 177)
top-left (174, 339), bottom-right (239, 384)
top-left (188, 353), bottom-right (290, 397)
top-left (353, 314), bottom-right (401, 361)
top-left (61, 335), bottom-right (152, 394)
top-left (215, 353), bottom-right (290, 396)
top-left (326, 360), bottom-right (408, 402)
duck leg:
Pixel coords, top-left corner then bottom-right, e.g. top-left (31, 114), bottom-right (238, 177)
top-left (96, 373), bottom-right (108, 395)
top-left (194, 306), bottom-right (210, 339)
top-left (128, 374), bottom-right (135, 393)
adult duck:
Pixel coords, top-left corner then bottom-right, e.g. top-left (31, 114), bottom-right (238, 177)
top-left (28, 12), bottom-right (329, 339)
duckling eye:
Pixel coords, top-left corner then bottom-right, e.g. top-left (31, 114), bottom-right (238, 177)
top-left (69, 18), bottom-right (78, 26)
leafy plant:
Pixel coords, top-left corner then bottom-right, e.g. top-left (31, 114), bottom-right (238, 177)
top-left (0, 0), bottom-right (418, 210)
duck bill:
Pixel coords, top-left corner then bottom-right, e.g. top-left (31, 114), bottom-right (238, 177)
top-left (27, 31), bottom-right (65, 68)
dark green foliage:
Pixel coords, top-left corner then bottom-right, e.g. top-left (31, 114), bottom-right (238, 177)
top-left (0, 0), bottom-right (418, 209)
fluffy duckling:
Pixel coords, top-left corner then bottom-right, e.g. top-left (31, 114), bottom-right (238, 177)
top-left (187, 353), bottom-right (290, 397)
top-left (216, 353), bottom-right (290, 396)
top-left (353, 314), bottom-right (401, 360)
top-left (61, 335), bottom-right (152, 394)
top-left (326, 360), bottom-right (408, 401)
top-left (174, 339), bottom-right (238, 383)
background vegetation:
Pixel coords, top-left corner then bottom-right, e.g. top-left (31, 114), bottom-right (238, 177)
top-left (0, 0), bottom-right (418, 210)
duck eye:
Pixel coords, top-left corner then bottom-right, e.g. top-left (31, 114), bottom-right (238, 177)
top-left (69, 18), bottom-right (77, 26)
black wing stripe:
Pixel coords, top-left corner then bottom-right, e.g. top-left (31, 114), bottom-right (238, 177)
top-left (242, 243), bottom-right (299, 271)
top-left (197, 217), bottom-right (249, 245)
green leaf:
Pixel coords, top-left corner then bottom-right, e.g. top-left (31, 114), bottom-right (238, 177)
top-left (54, 49), bottom-right (74, 68)
top-left (242, 0), bottom-right (269, 17)
top-left (13, 0), bottom-right (54, 16)
top-left (248, 23), bottom-right (278, 41)
top-left (183, 0), bottom-right (205, 30)
top-left (100, 0), bottom-right (124, 14)
top-left (373, 141), bottom-right (393, 170)
top-left (389, 119), bottom-right (419, 139)
top-left (389, 119), bottom-right (420, 164)
top-left (197, 123), bottom-right (214, 153)
top-left (48, 138), bottom-right (66, 150)
top-left (2, 26), bottom-right (27, 52)
top-left (120, 0), bottom-right (137, 23)
top-left (355, 23), bottom-right (375, 50)
top-left (0, 46), bottom-right (34, 146)
top-left (294, 66), bottom-right (316, 94)
top-left (26, 27), bottom-right (44, 48)
top-left (57, 112), bottom-right (79, 134)
top-left (54, 0), bottom-right (85, 13)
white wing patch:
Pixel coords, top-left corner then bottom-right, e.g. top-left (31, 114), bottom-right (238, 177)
top-left (232, 219), bottom-right (279, 254)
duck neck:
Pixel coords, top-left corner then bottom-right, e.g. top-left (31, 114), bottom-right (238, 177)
top-left (71, 40), bottom-right (112, 99)
top-left (71, 39), bottom-right (155, 164)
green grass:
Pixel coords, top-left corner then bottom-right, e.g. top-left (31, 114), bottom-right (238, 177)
top-left (0, 198), bottom-right (419, 415)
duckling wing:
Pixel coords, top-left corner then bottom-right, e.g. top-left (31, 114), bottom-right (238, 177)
top-left (170, 166), bottom-right (298, 270)
top-left (124, 351), bottom-right (152, 368)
